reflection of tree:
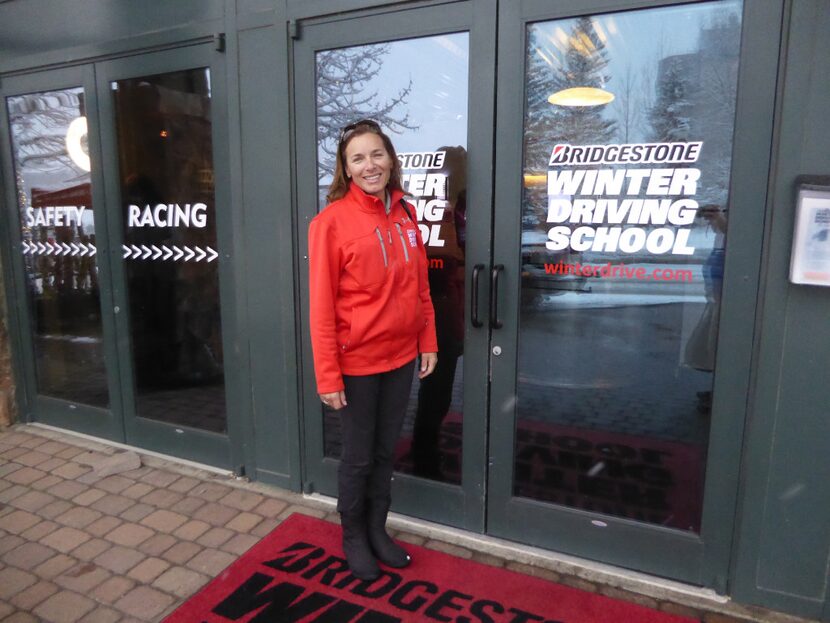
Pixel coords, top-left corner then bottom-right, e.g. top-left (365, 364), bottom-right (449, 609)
top-left (316, 44), bottom-right (415, 180)
top-left (612, 64), bottom-right (642, 143)
top-left (523, 18), bottom-right (617, 226)
top-left (695, 11), bottom-right (741, 206)
top-left (649, 56), bottom-right (692, 142)
top-left (648, 9), bottom-right (741, 206)
top-left (553, 17), bottom-right (617, 145)
top-left (7, 91), bottom-right (86, 175)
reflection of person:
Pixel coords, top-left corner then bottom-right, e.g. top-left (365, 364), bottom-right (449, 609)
top-left (308, 120), bottom-right (438, 580)
top-left (412, 146), bottom-right (467, 481)
top-left (685, 203), bottom-right (727, 412)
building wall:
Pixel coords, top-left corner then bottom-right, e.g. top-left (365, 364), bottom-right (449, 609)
top-left (0, 257), bottom-right (16, 427)
top-left (732, 1), bottom-right (830, 619)
top-left (0, 0), bottom-right (828, 619)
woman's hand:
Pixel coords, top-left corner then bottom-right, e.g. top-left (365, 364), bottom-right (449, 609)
top-left (419, 353), bottom-right (438, 379)
top-left (320, 391), bottom-right (347, 410)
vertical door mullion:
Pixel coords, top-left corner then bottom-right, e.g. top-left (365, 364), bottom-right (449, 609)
top-left (85, 63), bottom-right (128, 442)
top-left (95, 60), bottom-right (138, 444)
top-left (488, 0), bottom-right (525, 533)
top-left (461, 0), bottom-right (498, 529)
top-left (0, 81), bottom-right (39, 422)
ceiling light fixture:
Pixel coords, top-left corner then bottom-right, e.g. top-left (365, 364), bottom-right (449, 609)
top-left (65, 116), bottom-right (91, 172)
top-left (548, 87), bottom-right (615, 107)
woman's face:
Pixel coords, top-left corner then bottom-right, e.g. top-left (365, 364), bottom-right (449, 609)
top-left (344, 133), bottom-right (393, 200)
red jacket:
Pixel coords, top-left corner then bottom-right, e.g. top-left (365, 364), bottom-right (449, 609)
top-left (308, 184), bottom-right (438, 394)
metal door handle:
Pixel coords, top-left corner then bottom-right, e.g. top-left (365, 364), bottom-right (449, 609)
top-left (490, 264), bottom-right (504, 329)
top-left (471, 264), bottom-right (484, 328)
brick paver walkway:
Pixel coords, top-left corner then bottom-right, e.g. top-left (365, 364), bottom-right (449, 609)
top-left (0, 425), bottom-right (815, 623)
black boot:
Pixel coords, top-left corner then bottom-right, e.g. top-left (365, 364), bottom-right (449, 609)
top-left (366, 498), bottom-right (411, 568)
top-left (340, 512), bottom-right (380, 580)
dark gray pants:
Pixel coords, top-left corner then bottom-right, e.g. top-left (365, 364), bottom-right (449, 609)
top-left (337, 359), bottom-right (415, 514)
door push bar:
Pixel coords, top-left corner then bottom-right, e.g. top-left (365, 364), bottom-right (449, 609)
top-left (471, 264), bottom-right (505, 329)
top-left (471, 264), bottom-right (485, 328)
top-left (490, 264), bottom-right (504, 329)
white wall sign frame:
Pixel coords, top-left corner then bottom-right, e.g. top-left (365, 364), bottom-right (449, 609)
top-left (789, 182), bottom-right (830, 286)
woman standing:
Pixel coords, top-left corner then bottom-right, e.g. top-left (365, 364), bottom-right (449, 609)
top-left (308, 120), bottom-right (438, 580)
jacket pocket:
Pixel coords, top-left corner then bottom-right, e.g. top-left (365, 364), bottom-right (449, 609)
top-left (344, 228), bottom-right (389, 287)
top-left (341, 306), bottom-right (361, 352)
top-left (394, 223), bottom-right (410, 263)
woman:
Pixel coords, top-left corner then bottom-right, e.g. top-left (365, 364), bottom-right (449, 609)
top-left (308, 119), bottom-right (438, 580)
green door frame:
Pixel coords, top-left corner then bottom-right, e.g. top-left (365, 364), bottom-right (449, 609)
top-left (0, 64), bottom-right (125, 441)
top-left (291, 0), bottom-right (497, 531)
top-left (93, 43), bottom-right (244, 469)
top-left (487, 0), bottom-right (784, 589)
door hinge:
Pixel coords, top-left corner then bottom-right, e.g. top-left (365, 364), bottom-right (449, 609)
top-left (289, 19), bottom-right (301, 40)
top-left (214, 32), bottom-right (226, 52)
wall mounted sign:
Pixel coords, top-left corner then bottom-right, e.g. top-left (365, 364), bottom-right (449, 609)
top-left (789, 182), bottom-right (830, 286)
top-left (22, 241), bottom-right (96, 257)
top-left (121, 243), bottom-right (218, 262)
top-left (544, 141), bottom-right (703, 256)
top-left (400, 150), bottom-right (448, 247)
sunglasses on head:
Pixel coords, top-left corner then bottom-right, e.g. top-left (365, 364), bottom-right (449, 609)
top-left (339, 119), bottom-right (381, 143)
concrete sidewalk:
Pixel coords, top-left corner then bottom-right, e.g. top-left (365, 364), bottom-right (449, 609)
top-left (0, 425), bottom-right (815, 623)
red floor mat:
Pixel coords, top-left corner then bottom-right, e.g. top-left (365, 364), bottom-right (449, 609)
top-left (164, 513), bottom-right (695, 623)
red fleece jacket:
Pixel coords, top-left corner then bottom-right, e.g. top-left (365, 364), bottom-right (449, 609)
top-left (308, 184), bottom-right (438, 394)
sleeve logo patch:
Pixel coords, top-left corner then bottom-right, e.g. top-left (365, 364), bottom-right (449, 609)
top-left (407, 229), bottom-right (418, 248)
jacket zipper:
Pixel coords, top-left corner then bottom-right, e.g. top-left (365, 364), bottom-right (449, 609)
top-left (394, 223), bottom-right (410, 262)
top-left (374, 227), bottom-right (388, 267)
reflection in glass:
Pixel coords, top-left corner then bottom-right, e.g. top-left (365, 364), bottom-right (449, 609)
top-left (112, 69), bottom-right (226, 433)
top-left (315, 34), bottom-right (469, 484)
top-left (7, 88), bottom-right (109, 407)
top-left (516, 1), bottom-right (742, 531)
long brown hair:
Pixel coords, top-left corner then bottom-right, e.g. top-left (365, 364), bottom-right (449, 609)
top-left (326, 121), bottom-right (404, 203)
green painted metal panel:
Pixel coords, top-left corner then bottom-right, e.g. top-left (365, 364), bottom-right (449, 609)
top-left (239, 20), bottom-right (302, 487)
top-left (0, 0), bottom-right (222, 70)
top-left (732, 1), bottom-right (830, 618)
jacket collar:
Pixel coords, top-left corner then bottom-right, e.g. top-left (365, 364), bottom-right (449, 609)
top-left (347, 183), bottom-right (406, 214)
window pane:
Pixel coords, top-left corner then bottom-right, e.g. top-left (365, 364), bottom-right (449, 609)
top-left (516, 1), bottom-right (743, 531)
top-left (7, 88), bottom-right (110, 408)
top-left (112, 68), bottom-right (226, 433)
top-left (315, 33), bottom-right (469, 485)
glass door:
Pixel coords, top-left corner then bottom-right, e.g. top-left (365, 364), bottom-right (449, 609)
top-left (95, 44), bottom-right (240, 467)
top-left (1, 66), bottom-right (123, 440)
top-left (489, 0), bottom-right (767, 587)
top-left (294, 0), bottom-right (496, 530)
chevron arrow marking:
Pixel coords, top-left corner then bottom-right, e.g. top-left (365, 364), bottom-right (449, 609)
top-left (162, 245), bottom-right (173, 260)
top-left (173, 246), bottom-right (184, 261)
top-left (206, 247), bottom-right (218, 263)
